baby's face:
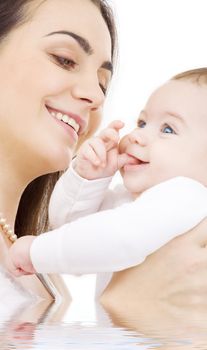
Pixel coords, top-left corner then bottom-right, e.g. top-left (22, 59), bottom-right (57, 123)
top-left (119, 79), bottom-right (207, 197)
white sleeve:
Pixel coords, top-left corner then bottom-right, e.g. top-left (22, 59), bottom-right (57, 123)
top-left (49, 160), bottom-right (113, 227)
top-left (31, 177), bottom-right (207, 274)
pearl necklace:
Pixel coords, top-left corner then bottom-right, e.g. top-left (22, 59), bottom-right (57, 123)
top-left (0, 213), bottom-right (17, 243)
top-left (0, 213), bottom-right (58, 299)
top-left (0, 213), bottom-right (62, 304)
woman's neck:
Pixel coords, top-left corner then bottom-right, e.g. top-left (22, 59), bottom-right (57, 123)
top-left (0, 167), bottom-right (28, 230)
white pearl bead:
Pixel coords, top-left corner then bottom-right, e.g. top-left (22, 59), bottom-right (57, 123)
top-left (0, 214), bottom-right (16, 243)
top-left (10, 234), bottom-right (17, 242)
top-left (3, 224), bottom-right (10, 231)
top-left (0, 218), bottom-right (6, 225)
top-left (6, 229), bottom-right (13, 237)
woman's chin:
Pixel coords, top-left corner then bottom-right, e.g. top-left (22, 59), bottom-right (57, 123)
top-left (48, 157), bottom-right (72, 173)
top-left (36, 153), bottom-right (72, 176)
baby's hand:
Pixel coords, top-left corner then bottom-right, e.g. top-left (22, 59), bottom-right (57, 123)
top-left (75, 120), bottom-right (124, 180)
top-left (6, 236), bottom-right (36, 277)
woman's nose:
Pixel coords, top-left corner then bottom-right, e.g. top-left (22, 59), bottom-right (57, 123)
top-left (71, 73), bottom-right (105, 111)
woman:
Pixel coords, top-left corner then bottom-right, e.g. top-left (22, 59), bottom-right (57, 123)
top-left (1, 0), bottom-right (206, 312)
top-left (99, 219), bottom-right (207, 349)
top-left (100, 217), bottom-right (207, 311)
top-left (0, 0), bottom-right (115, 303)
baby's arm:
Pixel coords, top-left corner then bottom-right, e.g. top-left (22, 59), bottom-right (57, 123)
top-left (7, 177), bottom-right (207, 276)
top-left (49, 165), bottom-right (113, 227)
top-left (49, 120), bottom-right (129, 227)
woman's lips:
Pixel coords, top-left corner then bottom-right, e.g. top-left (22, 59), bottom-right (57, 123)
top-left (54, 117), bottom-right (79, 143)
top-left (46, 106), bottom-right (79, 144)
top-left (46, 105), bottom-right (87, 135)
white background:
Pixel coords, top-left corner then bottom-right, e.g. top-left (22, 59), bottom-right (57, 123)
top-left (63, 0), bottom-right (207, 314)
top-left (104, 0), bottom-right (207, 132)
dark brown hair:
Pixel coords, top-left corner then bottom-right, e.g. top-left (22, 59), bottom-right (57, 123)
top-left (0, 0), bottom-right (117, 237)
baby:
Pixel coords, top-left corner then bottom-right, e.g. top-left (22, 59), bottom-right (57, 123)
top-left (7, 68), bottom-right (207, 296)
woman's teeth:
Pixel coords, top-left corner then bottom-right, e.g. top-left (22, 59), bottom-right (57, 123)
top-left (51, 111), bottom-right (80, 133)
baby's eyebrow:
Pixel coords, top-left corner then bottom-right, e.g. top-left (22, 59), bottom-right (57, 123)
top-left (165, 111), bottom-right (184, 123)
top-left (136, 110), bottom-right (146, 123)
top-left (137, 110), bottom-right (146, 119)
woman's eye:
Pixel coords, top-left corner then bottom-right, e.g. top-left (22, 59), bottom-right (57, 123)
top-left (52, 55), bottom-right (77, 69)
top-left (137, 119), bottom-right (146, 128)
top-left (161, 124), bottom-right (176, 134)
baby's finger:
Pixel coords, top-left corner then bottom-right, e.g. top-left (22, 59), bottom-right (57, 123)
top-left (12, 268), bottom-right (28, 277)
top-left (81, 138), bottom-right (107, 165)
top-left (99, 128), bottom-right (120, 150)
top-left (117, 153), bottom-right (136, 169)
top-left (107, 147), bottom-right (119, 168)
top-left (107, 120), bottom-right (125, 131)
top-left (14, 267), bottom-right (33, 277)
top-left (5, 258), bottom-right (24, 277)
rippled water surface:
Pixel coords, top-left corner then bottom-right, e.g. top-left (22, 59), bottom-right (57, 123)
top-left (2, 297), bottom-right (207, 350)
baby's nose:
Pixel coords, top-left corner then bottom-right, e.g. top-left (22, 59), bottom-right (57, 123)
top-left (128, 128), bottom-right (148, 146)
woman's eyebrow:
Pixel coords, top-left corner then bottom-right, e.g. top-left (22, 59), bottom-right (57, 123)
top-left (45, 30), bottom-right (93, 54)
top-left (45, 30), bottom-right (113, 73)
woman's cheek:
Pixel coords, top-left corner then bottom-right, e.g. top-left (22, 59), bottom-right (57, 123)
top-left (76, 110), bottom-right (102, 151)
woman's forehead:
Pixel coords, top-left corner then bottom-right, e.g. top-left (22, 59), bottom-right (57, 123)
top-left (25, 0), bottom-right (112, 58)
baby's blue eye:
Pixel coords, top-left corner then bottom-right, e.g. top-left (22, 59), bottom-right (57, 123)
top-left (137, 119), bottom-right (146, 128)
top-left (161, 124), bottom-right (175, 134)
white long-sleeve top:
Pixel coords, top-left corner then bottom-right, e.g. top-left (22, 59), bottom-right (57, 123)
top-left (30, 166), bottom-right (207, 295)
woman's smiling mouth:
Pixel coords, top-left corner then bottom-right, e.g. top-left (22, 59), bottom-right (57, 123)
top-left (46, 105), bottom-right (88, 141)
top-left (50, 109), bottom-right (80, 133)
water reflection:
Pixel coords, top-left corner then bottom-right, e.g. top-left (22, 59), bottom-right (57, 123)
top-left (1, 294), bottom-right (207, 348)
top-left (102, 297), bottom-right (207, 349)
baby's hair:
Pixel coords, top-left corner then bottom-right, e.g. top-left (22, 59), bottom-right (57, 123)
top-left (172, 67), bottom-right (207, 85)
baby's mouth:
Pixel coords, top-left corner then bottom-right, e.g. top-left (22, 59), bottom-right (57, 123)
top-left (136, 158), bottom-right (148, 165)
top-left (127, 154), bottom-right (149, 165)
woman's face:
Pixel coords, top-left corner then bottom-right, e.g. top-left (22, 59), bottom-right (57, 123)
top-left (0, 0), bottom-right (112, 177)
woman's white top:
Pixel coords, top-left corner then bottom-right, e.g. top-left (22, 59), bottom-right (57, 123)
top-left (0, 267), bottom-right (35, 323)
top-left (30, 166), bottom-right (207, 295)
